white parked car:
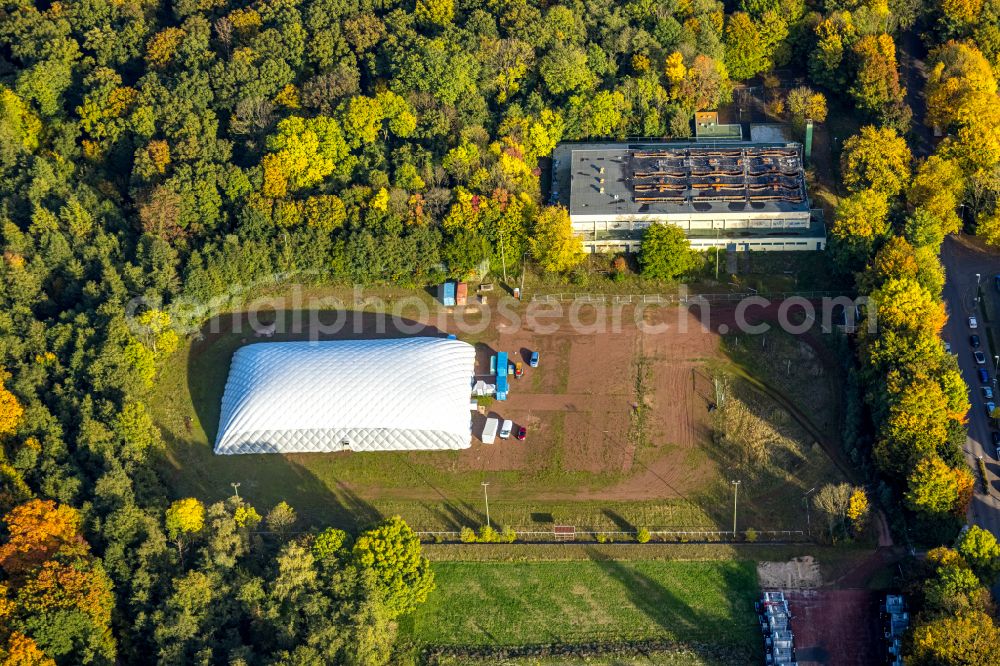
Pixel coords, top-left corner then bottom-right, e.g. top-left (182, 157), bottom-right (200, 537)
top-left (499, 419), bottom-right (513, 439)
top-left (970, 316), bottom-right (979, 329)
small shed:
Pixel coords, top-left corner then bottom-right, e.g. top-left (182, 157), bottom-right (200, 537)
top-left (456, 282), bottom-right (468, 305)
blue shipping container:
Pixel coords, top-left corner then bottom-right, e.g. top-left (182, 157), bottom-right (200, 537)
top-left (440, 281), bottom-right (456, 306)
top-left (496, 352), bottom-right (509, 400)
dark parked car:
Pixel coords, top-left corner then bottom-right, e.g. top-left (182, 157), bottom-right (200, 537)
top-left (971, 334), bottom-right (982, 348)
top-left (995, 274), bottom-right (1000, 292)
top-left (975, 351), bottom-right (987, 365)
top-left (991, 431), bottom-right (1000, 446)
top-left (980, 367), bottom-right (990, 383)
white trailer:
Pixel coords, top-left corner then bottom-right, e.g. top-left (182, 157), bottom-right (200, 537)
top-left (481, 417), bottom-right (499, 444)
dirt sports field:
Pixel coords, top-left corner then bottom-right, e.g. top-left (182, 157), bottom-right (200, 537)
top-left (472, 304), bottom-right (719, 498)
top-left (153, 293), bottom-right (846, 531)
top-left (782, 590), bottom-right (880, 666)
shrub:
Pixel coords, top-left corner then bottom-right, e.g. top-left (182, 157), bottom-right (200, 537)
top-left (500, 525), bottom-right (516, 543)
top-left (636, 527), bottom-right (651, 543)
top-left (596, 533), bottom-right (608, 544)
top-left (459, 527), bottom-right (477, 543)
top-left (478, 525), bottom-right (499, 543)
top-left (744, 528), bottom-right (759, 543)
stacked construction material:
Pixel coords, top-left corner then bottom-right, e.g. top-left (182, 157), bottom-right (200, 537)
top-left (881, 594), bottom-right (908, 666)
top-left (756, 591), bottom-right (797, 666)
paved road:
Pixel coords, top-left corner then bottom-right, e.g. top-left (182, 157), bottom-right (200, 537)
top-left (941, 236), bottom-right (1000, 540)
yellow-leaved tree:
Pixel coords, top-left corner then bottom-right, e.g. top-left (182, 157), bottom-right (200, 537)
top-left (165, 498), bottom-right (205, 565)
top-left (907, 156), bottom-right (965, 238)
top-left (529, 207), bottom-right (585, 274)
top-left (840, 125), bottom-right (912, 197)
top-left (904, 457), bottom-right (973, 518)
top-left (846, 488), bottom-right (869, 533)
top-left (0, 370), bottom-right (24, 438)
top-left (830, 188), bottom-right (890, 267)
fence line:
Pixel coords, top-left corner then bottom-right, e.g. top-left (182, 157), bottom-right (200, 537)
top-left (529, 290), bottom-right (851, 305)
top-left (416, 528), bottom-right (808, 540)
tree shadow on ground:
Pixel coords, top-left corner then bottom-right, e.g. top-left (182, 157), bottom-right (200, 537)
top-left (583, 547), bottom-right (759, 660)
top-left (157, 430), bottom-right (382, 531)
top-left (601, 509), bottom-right (635, 532)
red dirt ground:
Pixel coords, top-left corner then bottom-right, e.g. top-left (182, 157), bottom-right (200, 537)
top-left (781, 589), bottom-right (881, 666)
top-left (462, 304), bottom-right (724, 498)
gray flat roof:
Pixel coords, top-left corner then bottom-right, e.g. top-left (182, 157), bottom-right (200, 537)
top-left (558, 142), bottom-right (809, 218)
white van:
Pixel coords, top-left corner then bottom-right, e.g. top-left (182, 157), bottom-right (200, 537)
top-left (482, 417), bottom-right (498, 444)
top-left (499, 419), bottom-right (513, 439)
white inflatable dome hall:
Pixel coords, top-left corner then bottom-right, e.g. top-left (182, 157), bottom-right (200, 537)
top-left (214, 337), bottom-right (475, 455)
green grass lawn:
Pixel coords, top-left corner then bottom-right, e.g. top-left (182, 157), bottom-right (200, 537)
top-left (403, 560), bottom-right (759, 656)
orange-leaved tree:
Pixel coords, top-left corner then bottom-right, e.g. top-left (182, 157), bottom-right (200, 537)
top-left (0, 500), bottom-right (87, 577)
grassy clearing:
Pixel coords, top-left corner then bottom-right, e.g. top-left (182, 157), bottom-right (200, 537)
top-left (690, 362), bottom-right (850, 532)
top-left (402, 560), bottom-right (760, 653)
top-left (723, 328), bottom-right (845, 450)
top-left (154, 329), bottom-right (838, 532)
top-left (153, 295), bottom-right (847, 536)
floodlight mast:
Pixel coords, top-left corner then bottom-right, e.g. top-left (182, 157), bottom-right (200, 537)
top-left (482, 481), bottom-right (491, 528)
top-left (731, 480), bottom-right (741, 537)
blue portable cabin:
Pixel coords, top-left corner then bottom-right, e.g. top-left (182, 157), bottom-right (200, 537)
top-left (495, 352), bottom-right (509, 400)
top-left (440, 281), bottom-right (456, 306)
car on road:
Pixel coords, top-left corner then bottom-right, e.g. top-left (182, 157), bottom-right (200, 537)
top-left (975, 351), bottom-right (987, 365)
top-left (980, 367), bottom-right (990, 383)
top-left (970, 316), bottom-right (979, 329)
top-left (971, 334), bottom-right (981, 348)
top-left (995, 274), bottom-right (1000, 292)
top-left (499, 419), bottom-right (513, 439)
top-left (529, 351), bottom-right (539, 368)
top-left (985, 387), bottom-right (995, 400)
top-left (987, 402), bottom-right (997, 418)
top-left (515, 426), bottom-right (527, 441)
top-left (945, 341), bottom-right (953, 353)
top-left (992, 431), bottom-right (1000, 446)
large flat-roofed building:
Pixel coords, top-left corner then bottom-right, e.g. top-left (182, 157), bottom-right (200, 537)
top-left (550, 142), bottom-right (826, 253)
